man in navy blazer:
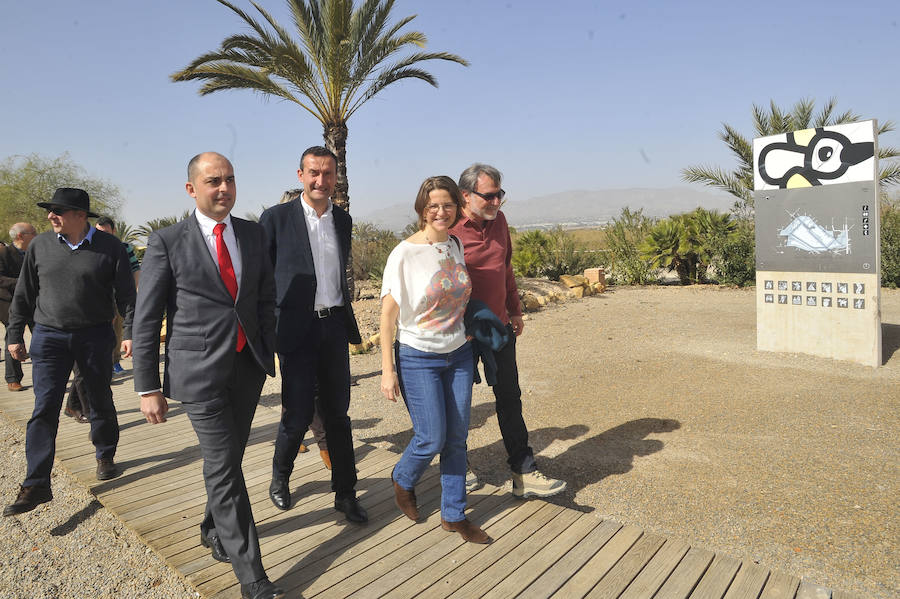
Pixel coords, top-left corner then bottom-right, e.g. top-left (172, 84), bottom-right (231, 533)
top-left (132, 152), bottom-right (284, 599)
top-left (259, 146), bottom-right (366, 523)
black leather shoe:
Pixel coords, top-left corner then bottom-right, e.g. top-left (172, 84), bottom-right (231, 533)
top-left (240, 577), bottom-right (285, 599)
top-left (334, 496), bottom-right (368, 523)
top-left (96, 458), bottom-right (120, 481)
top-left (3, 485), bottom-right (53, 516)
top-left (269, 477), bottom-right (291, 510)
top-left (200, 530), bottom-right (230, 563)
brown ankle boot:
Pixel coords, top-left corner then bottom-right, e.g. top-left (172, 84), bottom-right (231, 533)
top-left (441, 518), bottom-right (492, 544)
top-left (392, 473), bottom-right (418, 521)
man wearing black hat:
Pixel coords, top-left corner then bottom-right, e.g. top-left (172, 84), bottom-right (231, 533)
top-left (3, 188), bottom-right (136, 517)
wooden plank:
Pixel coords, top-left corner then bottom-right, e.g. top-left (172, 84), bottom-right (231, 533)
top-left (324, 491), bottom-right (543, 599)
top-left (550, 524), bottom-right (643, 598)
top-left (518, 518), bottom-right (621, 599)
top-left (796, 581), bottom-right (832, 599)
top-left (723, 562), bottom-right (770, 599)
top-left (373, 491), bottom-right (526, 599)
top-left (585, 533), bottom-right (666, 598)
top-left (619, 538), bottom-right (690, 599)
top-left (479, 512), bottom-right (595, 599)
top-left (654, 547), bottom-right (715, 599)
top-left (445, 507), bottom-right (580, 599)
top-left (760, 570), bottom-right (801, 599)
top-left (689, 554), bottom-right (741, 599)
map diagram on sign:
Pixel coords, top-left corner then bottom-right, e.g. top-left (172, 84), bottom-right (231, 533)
top-left (777, 211), bottom-right (851, 255)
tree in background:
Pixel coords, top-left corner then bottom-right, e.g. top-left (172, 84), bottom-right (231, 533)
top-left (0, 153), bottom-right (123, 237)
top-left (682, 98), bottom-right (900, 219)
top-left (172, 0), bottom-right (468, 211)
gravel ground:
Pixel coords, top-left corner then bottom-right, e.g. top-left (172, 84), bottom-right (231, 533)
top-left (1, 284), bottom-right (898, 598)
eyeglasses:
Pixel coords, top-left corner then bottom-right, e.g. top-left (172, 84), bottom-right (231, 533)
top-left (469, 189), bottom-right (506, 203)
top-left (425, 203), bottom-right (458, 214)
top-left (46, 206), bottom-right (75, 216)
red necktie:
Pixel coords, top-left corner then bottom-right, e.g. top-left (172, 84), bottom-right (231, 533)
top-left (213, 223), bottom-right (246, 352)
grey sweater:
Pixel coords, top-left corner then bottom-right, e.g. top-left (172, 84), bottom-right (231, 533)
top-left (7, 229), bottom-right (136, 343)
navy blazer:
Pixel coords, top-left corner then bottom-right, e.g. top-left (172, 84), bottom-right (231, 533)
top-left (259, 199), bottom-right (362, 352)
top-left (132, 213), bottom-right (276, 401)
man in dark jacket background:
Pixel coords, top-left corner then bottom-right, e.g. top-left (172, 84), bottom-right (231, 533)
top-left (0, 222), bottom-right (36, 391)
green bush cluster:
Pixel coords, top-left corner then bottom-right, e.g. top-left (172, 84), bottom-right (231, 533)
top-left (881, 202), bottom-right (900, 287)
top-left (603, 208), bottom-right (655, 285)
top-left (511, 226), bottom-right (599, 279)
top-left (351, 222), bottom-right (399, 282)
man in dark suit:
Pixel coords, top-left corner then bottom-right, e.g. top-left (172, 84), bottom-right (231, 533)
top-left (259, 146), bottom-right (366, 523)
top-left (0, 222), bottom-right (36, 391)
top-left (132, 152), bottom-right (284, 599)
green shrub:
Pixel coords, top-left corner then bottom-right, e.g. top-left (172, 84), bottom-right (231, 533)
top-left (604, 207), bottom-right (655, 285)
top-left (709, 220), bottom-right (756, 286)
top-left (352, 222), bottom-right (399, 282)
top-left (881, 204), bottom-right (900, 287)
top-left (512, 227), bottom-right (597, 279)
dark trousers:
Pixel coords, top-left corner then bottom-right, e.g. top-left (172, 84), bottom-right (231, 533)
top-left (273, 311), bottom-right (357, 499)
top-left (183, 348), bottom-right (266, 585)
top-left (66, 363), bottom-right (89, 415)
top-left (492, 325), bottom-right (536, 474)
top-left (4, 324), bottom-right (24, 384)
top-left (24, 323), bottom-right (118, 487)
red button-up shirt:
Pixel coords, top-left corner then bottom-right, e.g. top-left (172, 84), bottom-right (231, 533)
top-left (449, 210), bottom-right (521, 324)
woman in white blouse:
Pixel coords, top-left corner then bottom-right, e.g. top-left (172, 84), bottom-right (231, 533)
top-left (379, 176), bottom-right (489, 544)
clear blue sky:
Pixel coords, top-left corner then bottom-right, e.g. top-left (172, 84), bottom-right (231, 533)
top-left (1, 0), bottom-right (897, 226)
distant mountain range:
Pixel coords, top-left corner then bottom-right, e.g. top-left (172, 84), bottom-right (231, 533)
top-left (356, 187), bottom-right (737, 232)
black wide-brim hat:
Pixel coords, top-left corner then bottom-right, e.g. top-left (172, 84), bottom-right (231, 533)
top-left (37, 187), bottom-right (99, 218)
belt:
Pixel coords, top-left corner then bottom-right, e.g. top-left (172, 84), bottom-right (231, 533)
top-left (314, 306), bottom-right (343, 319)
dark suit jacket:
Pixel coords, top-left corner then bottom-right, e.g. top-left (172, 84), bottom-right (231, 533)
top-left (0, 244), bottom-right (24, 324)
top-left (258, 199), bottom-right (361, 352)
top-left (132, 213), bottom-right (276, 402)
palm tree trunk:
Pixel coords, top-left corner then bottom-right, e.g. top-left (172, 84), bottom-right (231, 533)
top-left (324, 122), bottom-right (350, 213)
top-left (323, 121), bottom-right (355, 299)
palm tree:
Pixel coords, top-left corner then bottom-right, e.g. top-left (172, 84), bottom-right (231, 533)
top-left (682, 98), bottom-right (900, 218)
top-left (136, 211), bottom-right (192, 244)
top-left (640, 218), bottom-right (692, 284)
top-left (171, 0), bottom-right (468, 211)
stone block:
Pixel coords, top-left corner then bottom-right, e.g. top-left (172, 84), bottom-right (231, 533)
top-left (559, 274), bottom-right (588, 288)
top-left (584, 267), bottom-right (606, 285)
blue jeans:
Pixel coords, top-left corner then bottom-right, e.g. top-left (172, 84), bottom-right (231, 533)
top-left (394, 342), bottom-right (473, 522)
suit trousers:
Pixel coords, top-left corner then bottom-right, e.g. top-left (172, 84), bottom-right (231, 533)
top-left (4, 324), bottom-right (24, 384)
top-left (273, 310), bottom-right (357, 499)
top-left (183, 347), bottom-right (267, 585)
top-left (24, 323), bottom-right (118, 487)
top-left (492, 325), bottom-right (537, 474)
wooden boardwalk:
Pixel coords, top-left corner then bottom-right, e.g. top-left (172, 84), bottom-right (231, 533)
top-left (0, 369), bottom-right (850, 599)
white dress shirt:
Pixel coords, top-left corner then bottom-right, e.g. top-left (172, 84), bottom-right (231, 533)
top-left (195, 210), bottom-right (242, 294)
top-left (300, 194), bottom-right (343, 309)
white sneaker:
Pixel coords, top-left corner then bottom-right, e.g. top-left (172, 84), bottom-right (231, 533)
top-left (512, 470), bottom-right (566, 499)
top-left (465, 469), bottom-right (481, 492)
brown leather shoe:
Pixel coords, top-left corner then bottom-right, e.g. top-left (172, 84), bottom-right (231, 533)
top-left (96, 458), bottom-right (120, 481)
top-left (3, 485), bottom-right (52, 516)
top-left (64, 407), bottom-right (89, 424)
top-left (7, 382), bottom-right (24, 392)
top-left (319, 449), bottom-right (332, 470)
top-left (393, 478), bottom-right (419, 521)
top-left (441, 518), bottom-right (492, 544)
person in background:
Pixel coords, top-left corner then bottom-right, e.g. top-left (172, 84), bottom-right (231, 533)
top-left (4, 188), bottom-right (134, 517)
top-left (380, 176), bottom-right (490, 544)
top-left (95, 216), bottom-right (140, 374)
top-left (449, 163), bottom-right (567, 499)
top-left (0, 222), bottom-right (37, 392)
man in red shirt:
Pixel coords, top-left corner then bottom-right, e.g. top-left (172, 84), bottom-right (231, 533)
top-left (450, 164), bottom-right (566, 498)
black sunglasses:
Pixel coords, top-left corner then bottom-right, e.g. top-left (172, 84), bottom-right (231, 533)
top-left (46, 206), bottom-right (75, 216)
top-left (469, 189), bottom-right (506, 203)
